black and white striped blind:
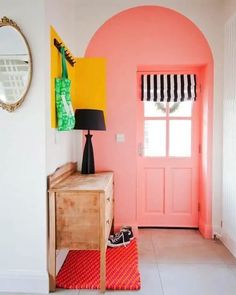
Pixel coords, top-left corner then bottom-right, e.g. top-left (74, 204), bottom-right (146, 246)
top-left (141, 74), bottom-right (197, 102)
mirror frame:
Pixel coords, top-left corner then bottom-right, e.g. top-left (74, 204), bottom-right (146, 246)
top-left (0, 16), bottom-right (32, 112)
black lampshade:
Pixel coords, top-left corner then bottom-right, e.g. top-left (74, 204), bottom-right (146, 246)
top-left (74, 109), bottom-right (106, 131)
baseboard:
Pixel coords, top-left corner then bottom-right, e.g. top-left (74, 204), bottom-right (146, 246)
top-left (212, 225), bottom-right (222, 239)
top-left (221, 232), bottom-right (236, 258)
top-left (199, 221), bottom-right (212, 239)
top-left (0, 270), bottom-right (49, 293)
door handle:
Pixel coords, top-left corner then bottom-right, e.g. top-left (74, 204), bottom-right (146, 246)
top-left (138, 143), bottom-right (144, 157)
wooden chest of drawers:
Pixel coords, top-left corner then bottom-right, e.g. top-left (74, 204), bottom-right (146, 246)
top-left (48, 163), bottom-right (114, 293)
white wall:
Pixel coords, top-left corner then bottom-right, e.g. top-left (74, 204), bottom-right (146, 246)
top-left (0, 0), bottom-right (48, 293)
top-left (224, 0), bottom-right (236, 21)
top-left (222, 2), bottom-right (236, 257)
top-left (74, 0), bottom-right (224, 236)
top-left (45, 0), bottom-right (82, 175)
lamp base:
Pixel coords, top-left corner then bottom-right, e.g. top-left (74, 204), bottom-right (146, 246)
top-left (81, 132), bottom-right (95, 174)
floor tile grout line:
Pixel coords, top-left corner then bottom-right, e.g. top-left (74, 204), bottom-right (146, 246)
top-left (151, 232), bottom-right (165, 295)
top-left (157, 263), bottom-right (228, 267)
top-left (153, 262), bottom-right (231, 265)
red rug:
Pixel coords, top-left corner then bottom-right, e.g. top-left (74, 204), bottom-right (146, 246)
top-left (56, 239), bottom-right (141, 290)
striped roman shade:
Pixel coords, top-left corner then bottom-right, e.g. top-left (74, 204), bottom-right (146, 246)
top-left (141, 74), bottom-right (197, 102)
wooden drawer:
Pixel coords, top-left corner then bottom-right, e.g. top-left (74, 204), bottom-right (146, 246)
top-left (55, 174), bottom-right (114, 250)
top-left (56, 192), bottom-right (100, 250)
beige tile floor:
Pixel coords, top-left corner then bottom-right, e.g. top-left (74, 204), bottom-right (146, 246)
top-left (1, 229), bottom-right (236, 295)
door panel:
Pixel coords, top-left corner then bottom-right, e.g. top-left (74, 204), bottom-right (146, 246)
top-left (144, 168), bottom-right (165, 213)
top-left (170, 168), bottom-right (192, 214)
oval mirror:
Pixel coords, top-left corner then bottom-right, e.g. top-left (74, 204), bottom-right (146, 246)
top-left (0, 17), bottom-right (32, 112)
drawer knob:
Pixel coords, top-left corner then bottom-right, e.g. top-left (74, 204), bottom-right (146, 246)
top-left (106, 197), bottom-right (111, 202)
top-left (106, 219), bottom-right (110, 225)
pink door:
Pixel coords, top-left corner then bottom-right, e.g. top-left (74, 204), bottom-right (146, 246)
top-left (137, 73), bottom-right (200, 227)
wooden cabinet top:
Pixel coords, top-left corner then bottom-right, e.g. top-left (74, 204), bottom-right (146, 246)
top-left (49, 171), bottom-right (113, 193)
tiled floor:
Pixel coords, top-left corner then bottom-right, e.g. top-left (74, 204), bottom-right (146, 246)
top-left (1, 229), bottom-right (236, 295)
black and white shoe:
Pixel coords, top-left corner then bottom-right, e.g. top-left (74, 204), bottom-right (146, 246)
top-left (107, 231), bottom-right (130, 247)
top-left (121, 225), bottom-right (134, 241)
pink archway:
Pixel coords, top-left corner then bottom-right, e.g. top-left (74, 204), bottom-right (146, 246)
top-left (85, 6), bottom-right (213, 238)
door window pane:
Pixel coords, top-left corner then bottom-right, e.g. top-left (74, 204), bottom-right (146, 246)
top-left (169, 101), bottom-right (192, 117)
top-left (144, 120), bottom-right (166, 157)
top-left (144, 101), bottom-right (167, 117)
top-left (169, 120), bottom-right (191, 157)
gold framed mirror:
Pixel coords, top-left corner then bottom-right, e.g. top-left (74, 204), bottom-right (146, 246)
top-left (0, 16), bottom-right (32, 112)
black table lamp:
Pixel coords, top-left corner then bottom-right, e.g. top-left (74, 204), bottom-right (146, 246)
top-left (74, 109), bottom-right (106, 174)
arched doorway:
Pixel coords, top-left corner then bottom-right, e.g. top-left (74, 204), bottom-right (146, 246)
top-left (85, 6), bottom-right (213, 238)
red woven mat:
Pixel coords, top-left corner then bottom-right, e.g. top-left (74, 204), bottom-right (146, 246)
top-left (56, 239), bottom-right (141, 290)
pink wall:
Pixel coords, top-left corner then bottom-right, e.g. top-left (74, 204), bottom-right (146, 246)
top-left (85, 6), bottom-right (213, 235)
top-left (199, 64), bottom-right (214, 238)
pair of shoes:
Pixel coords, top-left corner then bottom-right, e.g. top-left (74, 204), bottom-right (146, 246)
top-left (107, 230), bottom-right (130, 247)
top-left (107, 226), bottom-right (134, 248)
top-left (122, 225), bottom-right (134, 241)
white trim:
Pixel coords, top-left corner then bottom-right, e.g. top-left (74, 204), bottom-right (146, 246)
top-left (0, 270), bottom-right (49, 294)
top-left (221, 232), bottom-right (236, 258)
top-left (213, 225), bottom-right (222, 239)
